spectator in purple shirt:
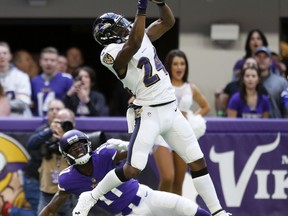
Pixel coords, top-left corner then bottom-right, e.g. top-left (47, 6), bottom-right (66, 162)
top-left (227, 66), bottom-right (270, 118)
top-left (39, 130), bottom-right (211, 216)
top-left (215, 57), bottom-right (268, 117)
top-left (31, 47), bottom-right (73, 116)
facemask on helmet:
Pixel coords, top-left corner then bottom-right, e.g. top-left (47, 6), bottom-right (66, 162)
top-left (59, 129), bottom-right (92, 165)
top-left (93, 12), bottom-right (131, 46)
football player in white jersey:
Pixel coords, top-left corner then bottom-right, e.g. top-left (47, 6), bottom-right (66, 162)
top-left (73, 1), bottom-right (231, 216)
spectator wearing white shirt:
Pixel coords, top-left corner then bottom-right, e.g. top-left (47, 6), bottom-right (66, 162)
top-left (0, 41), bottom-right (32, 117)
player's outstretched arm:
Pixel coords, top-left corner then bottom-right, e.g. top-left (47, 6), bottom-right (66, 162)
top-left (113, 0), bottom-right (148, 75)
top-left (146, 0), bottom-right (175, 42)
top-left (39, 190), bottom-right (69, 216)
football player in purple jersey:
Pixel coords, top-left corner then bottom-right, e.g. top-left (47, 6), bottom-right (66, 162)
top-left (39, 129), bottom-right (211, 216)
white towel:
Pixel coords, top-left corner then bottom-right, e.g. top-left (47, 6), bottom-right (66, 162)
top-left (126, 107), bottom-right (135, 133)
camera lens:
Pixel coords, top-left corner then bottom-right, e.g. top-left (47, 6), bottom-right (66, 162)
top-left (61, 121), bottom-right (74, 132)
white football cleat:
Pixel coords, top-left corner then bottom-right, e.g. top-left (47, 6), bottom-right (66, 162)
top-left (72, 191), bottom-right (97, 216)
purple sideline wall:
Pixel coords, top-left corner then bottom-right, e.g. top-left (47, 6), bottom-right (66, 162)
top-left (0, 117), bottom-right (288, 216)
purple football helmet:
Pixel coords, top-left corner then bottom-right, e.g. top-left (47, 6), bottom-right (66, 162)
top-left (59, 129), bottom-right (92, 165)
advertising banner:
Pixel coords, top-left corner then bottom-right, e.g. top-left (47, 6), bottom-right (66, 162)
top-left (198, 132), bottom-right (288, 216)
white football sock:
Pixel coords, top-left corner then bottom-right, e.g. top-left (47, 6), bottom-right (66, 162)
top-left (193, 174), bottom-right (222, 214)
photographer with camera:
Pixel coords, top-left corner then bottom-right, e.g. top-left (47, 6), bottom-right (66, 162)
top-left (23, 99), bottom-right (64, 213)
top-left (26, 106), bottom-right (75, 216)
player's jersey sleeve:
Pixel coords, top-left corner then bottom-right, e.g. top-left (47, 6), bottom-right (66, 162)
top-left (58, 166), bottom-right (73, 192)
top-left (100, 43), bottom-right (124, 78)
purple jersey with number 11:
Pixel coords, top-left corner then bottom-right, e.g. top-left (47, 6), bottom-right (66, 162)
top-left (58, 144), bottom-right (139, 215)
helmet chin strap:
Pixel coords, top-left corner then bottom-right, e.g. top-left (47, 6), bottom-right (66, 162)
top-left (68, 153), bottom-right (91, 165)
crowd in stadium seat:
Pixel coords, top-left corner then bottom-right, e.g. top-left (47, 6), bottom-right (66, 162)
top-left (1, 31), bottom-right (288, 119)
top-left (214, 29), bottom-right (288, 118)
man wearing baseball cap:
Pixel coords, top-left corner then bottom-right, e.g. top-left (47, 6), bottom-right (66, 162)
top-left (255, 46), bottom-right (288, 118)
top-left (255, 46), bottom-right (272, 57)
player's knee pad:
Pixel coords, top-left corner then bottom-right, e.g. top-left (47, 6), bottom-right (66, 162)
top-left (130, 151), bottom-right (149, 171)
top-left (180, 144), bottom-right (204, 164)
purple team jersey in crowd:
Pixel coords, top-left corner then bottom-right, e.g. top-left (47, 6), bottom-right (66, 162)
top-left (58, 144), bottom-right (139, 215)
top-left (228, 92), bottom-right (270, 118)
top-left (31, 72), bottom-right (73, 116)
